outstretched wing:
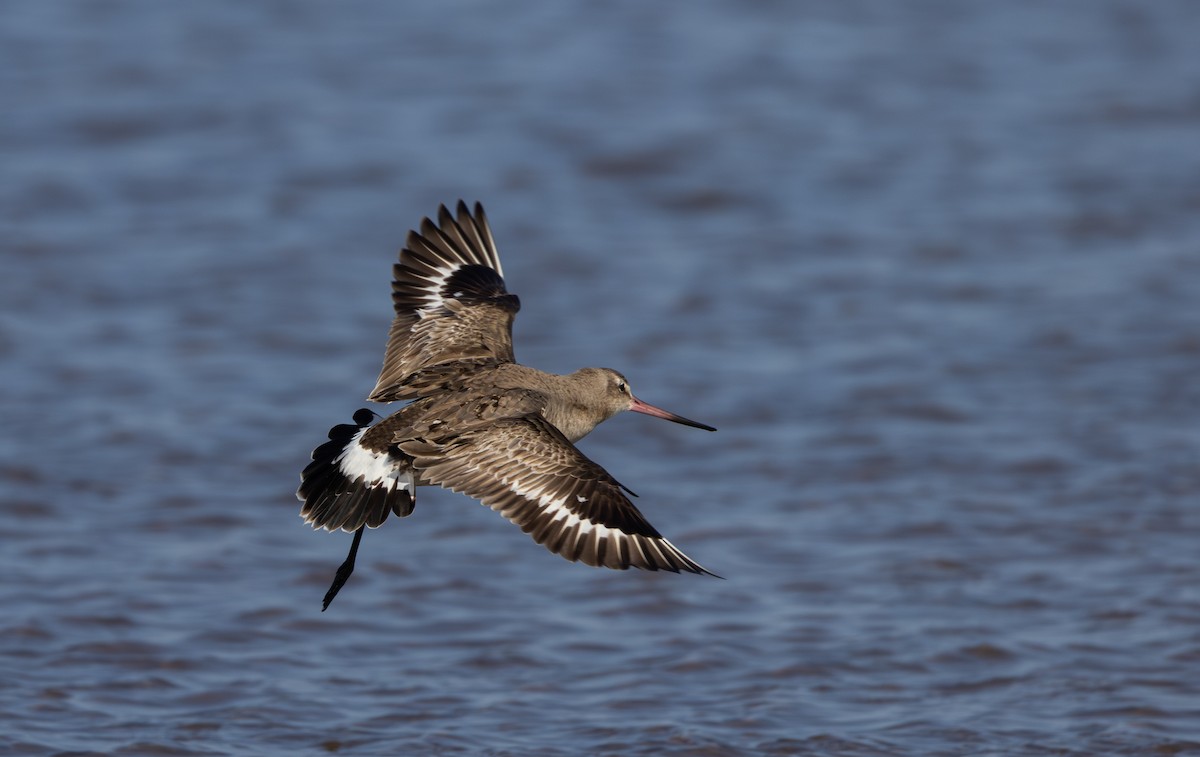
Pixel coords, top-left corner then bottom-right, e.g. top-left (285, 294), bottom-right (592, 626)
top-left (399, 415), bottom-right (717, 576)
top-left (369, 201), bottom-right (520, 403)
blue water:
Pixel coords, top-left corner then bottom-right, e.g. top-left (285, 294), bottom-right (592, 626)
top-left (3, 1), bottom-right (1200, 754)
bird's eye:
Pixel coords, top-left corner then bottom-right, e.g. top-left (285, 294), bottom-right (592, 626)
top-left (617, 381), bottom-right (628, 394)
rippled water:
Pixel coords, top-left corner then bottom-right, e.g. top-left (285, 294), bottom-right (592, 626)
top-left (3, 1), bottom-right (1200, 754)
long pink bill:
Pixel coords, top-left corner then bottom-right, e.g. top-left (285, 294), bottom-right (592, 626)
top-left (629, 397), bottom-right (716, 432)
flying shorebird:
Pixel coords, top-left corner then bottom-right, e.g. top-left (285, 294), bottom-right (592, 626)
top-left (298, 201), bottom-right (718, 610)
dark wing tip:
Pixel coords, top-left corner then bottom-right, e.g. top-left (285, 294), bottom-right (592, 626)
top-left (456, 199), bottom-right (474, 219)
top-left (417, 215), bottom-right (440, 241)
top-left (470, 200), bottom-right (487, 226)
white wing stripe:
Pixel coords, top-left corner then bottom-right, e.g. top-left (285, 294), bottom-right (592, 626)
top-left (503, 477), bottom-right (621, 540)
top-left (415, 262), bottom-right (464, 312)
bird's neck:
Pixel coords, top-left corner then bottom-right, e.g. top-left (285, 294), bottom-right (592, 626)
top-left (540, 372), bottom-right (609, 443)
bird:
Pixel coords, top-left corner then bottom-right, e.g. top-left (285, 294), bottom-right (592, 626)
top-left (297, 201), bottom-right (718, 610)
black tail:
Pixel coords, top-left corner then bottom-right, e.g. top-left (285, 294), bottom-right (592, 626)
top-left (297, 408), bottom-right (414, 532)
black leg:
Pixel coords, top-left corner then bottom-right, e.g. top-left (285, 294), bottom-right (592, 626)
top-left (322, 526), bottom-right (365, 611)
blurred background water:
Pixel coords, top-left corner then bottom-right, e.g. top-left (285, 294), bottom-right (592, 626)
top-left (2, 1), bottom-right (1199, 754)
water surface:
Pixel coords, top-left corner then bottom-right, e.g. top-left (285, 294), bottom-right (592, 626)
top-left (2, 1), bottom-right (1199, 754)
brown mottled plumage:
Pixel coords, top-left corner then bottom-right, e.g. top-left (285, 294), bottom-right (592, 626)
top-left (298, 202), bottom-right (717, 610)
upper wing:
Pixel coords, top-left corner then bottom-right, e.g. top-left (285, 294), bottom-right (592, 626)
top-left (398, 415), bottom-right (717, 576)
top-left (369, 201), bottom-right (520, 402)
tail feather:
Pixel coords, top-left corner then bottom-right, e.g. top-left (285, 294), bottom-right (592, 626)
top-left (298, 409), bottom-right (415, 532)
